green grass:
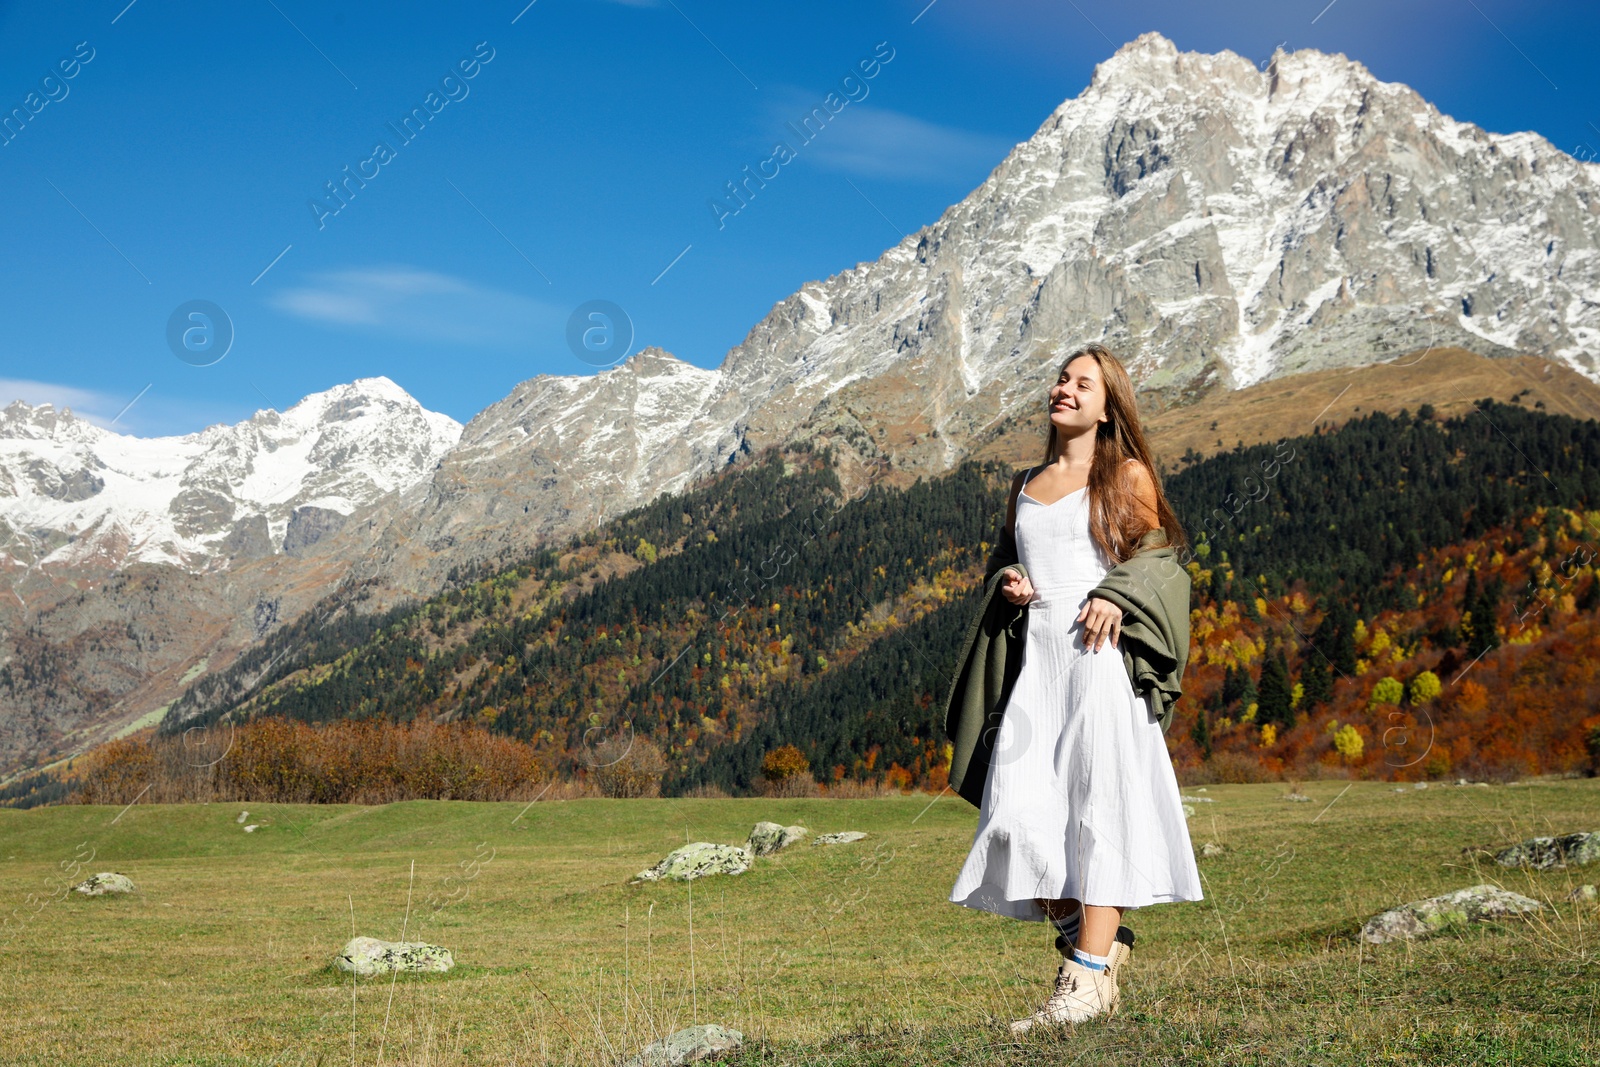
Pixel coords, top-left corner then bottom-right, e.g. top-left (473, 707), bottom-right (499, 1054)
top-left (1, 780), bottom-right (1597, 1065)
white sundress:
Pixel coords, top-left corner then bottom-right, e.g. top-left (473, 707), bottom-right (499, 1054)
top-left (948, 466), bottom-right (1203, 921)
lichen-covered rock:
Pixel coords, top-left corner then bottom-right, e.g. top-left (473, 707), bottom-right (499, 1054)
top-left (235, 810), bottom-right (249, 824)
top-left (1488, 832), bottom-right (1600, 871)
top-left (1199, 842), bottom-right (1226, 857)
top-left (1182, 804), bottom-right (1196, 819)
top-left (72, 872), bottom-right (135, 896)
top-left (811, 831), bottom-right (867, 846)
top-left (623, 1023), bottom-right (743, 1067)
top-left (632, 843), bottom-right (752, 883)
top-left (1182, 795), bottom-right (1215, 803)
top-left (1361, 884), bottom-right (1544, 944)
top-left (745, 822), bottom-right (808, 856)
top-left (1283, 793), bottom-right (1312, 803)
top-left (334, 936), bottom-right (453, 976)
top-left (1568, 884), bottom-right (1598, 903)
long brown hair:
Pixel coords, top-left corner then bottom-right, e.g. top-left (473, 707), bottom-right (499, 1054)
top-left (1040, 344), bottom-right (1188, 564)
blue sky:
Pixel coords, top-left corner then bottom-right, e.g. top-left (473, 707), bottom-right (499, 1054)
top-left (1, 0), bottom-right (1595, 436)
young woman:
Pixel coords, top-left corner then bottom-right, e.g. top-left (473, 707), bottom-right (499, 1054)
top-left (947, 343), bottom-right (1202, 1029)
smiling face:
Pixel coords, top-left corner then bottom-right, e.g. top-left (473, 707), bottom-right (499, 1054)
top-left (1048, 353), bottom-right (1109, 433)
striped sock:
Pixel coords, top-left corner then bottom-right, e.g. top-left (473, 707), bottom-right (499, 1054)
top-left (1049, 908), bottom-right (1081, 950)
top-left (1071, 947), bottom-right (1110, 972)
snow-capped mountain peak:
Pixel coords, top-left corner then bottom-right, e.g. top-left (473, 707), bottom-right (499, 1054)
top-left (365, 32), bottom-right (1600, 594)
top-left (0, 379), bottom-right (462, 571)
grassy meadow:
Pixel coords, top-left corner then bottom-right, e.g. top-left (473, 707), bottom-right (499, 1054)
top-left (1, 779), bottom-right (1597, 1065)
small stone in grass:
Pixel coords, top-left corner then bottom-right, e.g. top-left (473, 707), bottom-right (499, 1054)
top-left (235, 810), bottom-right (249, 824)
top-left (811, 831), bottom-right (868, 846)
top-left (334, 936), bottom-right (453, 976)
top-left (745, 822), bottom-right (808, 856)
top-left (1199, 842), bottom-right (1225, 857)
top-left (631, 843), bottom-right (753, 882)
top-left (1361, 884), bottom-right (1543, 944)
top-left (624, 1023), bottom-right (743, 1066)
top-left (1486, 832), bottom-right (1600, 871)
top-left (72, 873), bottom-right (136, 896)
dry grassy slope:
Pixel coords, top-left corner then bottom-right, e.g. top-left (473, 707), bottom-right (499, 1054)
top-left (972, 348), bottom-right (1600, 473)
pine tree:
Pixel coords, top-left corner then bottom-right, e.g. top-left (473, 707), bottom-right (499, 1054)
top-left (1328, 601), bottom-right (1358, 675)
top-left (1299, 650), bottom-right (1334, 710)
top-left (1257, 646), bottom-right (1294, 727)
top-left (1461, 570), bottom-right (1502, 658)
top-left (1191, 706), bottom-right (1212, 760)
top-left (1220, 665), bottom-right (1256, 710)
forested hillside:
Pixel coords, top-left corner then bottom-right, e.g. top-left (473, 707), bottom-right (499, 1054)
top-left (153, 399), bottom-right (1600, 795)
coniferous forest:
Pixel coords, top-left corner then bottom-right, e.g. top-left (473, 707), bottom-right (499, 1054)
top-left (110, 398), bottom-right (1600, 800)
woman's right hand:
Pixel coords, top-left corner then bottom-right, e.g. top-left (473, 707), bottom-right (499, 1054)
top-left (1000, 569), bottom-right (1035, 606)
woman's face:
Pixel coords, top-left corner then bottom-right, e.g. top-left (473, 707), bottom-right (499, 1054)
top-left (1048, 355), bottom-right (1108, 434)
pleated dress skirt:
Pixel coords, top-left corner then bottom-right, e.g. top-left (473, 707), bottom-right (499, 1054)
top-left (948, 478), bottom-right (1203, 922)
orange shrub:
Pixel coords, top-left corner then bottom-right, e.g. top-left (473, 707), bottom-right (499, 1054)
top-left (74, 718), bottom-right (549, 804)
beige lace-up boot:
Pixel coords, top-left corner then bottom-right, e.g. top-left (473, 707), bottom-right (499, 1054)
top-left (1055, 924), bottom-right (1135, 985)
top-left (1008, 955), bottom-right (1119, 1032)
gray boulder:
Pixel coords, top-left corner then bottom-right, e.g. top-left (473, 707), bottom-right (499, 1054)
top-left (632, 843), bottom-right (752, 883)
top-left (811, 831), bottom-right (867, 846)
top-left (1361, 884), bottom-right (1545, 944)
top-left (1283, 793), bottom-right (1312, 803)
top-left (624, 1023), bottom-right (743, 1067)
top-left (1199, 842), bottom-right (1226, 857)
top-left (745, 821), bottom-right (808, 856)
top-left (1568, 884), bottom-right (1598, 904)
top-left (1488, 832), bottom-right (1600, 871)
top-left (72, 872), bottom-right (135, 896)
top-left (334, 936), bottom-right (453, 976)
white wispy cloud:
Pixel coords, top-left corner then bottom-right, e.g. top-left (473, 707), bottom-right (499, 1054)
top-left (798, 105), bottom-right (1017, 182)
top-left (0, 378), bottom-right (251, 437)
top-left (0, 378), bottom-right (125, 429)
top-left (269, 266), bottom-right (561, 347)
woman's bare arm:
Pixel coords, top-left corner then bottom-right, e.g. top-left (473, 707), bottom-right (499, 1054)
top-left (1124, 458), bottom-right (1160, 534)
top-left (993, 469), bottom-right (1037, 604)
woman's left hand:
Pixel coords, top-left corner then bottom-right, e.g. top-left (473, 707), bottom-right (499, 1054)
top-left (1078, 597), bottom-right (1123, 652)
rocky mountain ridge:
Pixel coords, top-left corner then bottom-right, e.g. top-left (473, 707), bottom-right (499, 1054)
top-left (0, 376), bottom-right (460, 573)
top-left (366, 31), bottom-right (1600, 592)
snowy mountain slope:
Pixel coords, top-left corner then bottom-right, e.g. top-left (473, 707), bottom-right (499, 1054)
top-left (0, 377), bottom-right (461, 572)
top-left (370, 32), bottom-right (1600, 592)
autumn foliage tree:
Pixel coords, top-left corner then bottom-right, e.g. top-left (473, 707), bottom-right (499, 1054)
top-left (586, 733), bottom-right (666, 798)
top-left (759, 744), bottom-right (817, 797)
